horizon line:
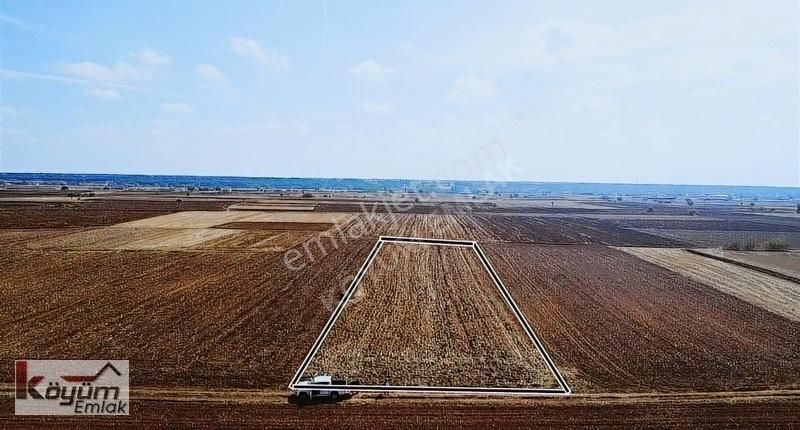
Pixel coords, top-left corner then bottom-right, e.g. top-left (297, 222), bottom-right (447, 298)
top-left (0, 170), bottom-right (799, 191)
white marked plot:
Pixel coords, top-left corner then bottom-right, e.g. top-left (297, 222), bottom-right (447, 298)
top-left (290, 236), bottom-right (571, 395)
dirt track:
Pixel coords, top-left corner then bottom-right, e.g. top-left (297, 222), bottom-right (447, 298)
top-left (2, 391), bottom-right (798, 429)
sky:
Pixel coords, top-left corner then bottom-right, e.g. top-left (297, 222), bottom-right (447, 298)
top-left (0, 0), bottom-right (798, 187)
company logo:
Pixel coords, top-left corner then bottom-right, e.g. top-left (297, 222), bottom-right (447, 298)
top-left (15, 360), bottom-right (129, 415)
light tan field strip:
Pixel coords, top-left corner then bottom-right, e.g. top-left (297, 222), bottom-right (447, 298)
top-left (693, 249), bottom-right (800, 280)
top-left (16, 211), bottom-right (355, 251)
top-left (619, 247), bottom-right (800, 322)
top-left (114, 210), bottom-right (352, 228)
top-left (227, 203), bottom-right (317, 211)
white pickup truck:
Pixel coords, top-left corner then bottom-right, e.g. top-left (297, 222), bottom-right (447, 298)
top-left (292, 375), bottom-right (355, 401)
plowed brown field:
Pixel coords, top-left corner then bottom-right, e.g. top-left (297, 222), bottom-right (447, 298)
top-left (482, 244), bottom-right (800, 392)
top-left (472, 215), bottom-right (687, 246)
top-left (631, 228), bottom-right (800, 248)
top-left (0, 240), bottom-right (375, 389)
top-left (3, 392), bottom-right (799, 429)
top-left (2, 197), bottom-right (799, 428)
top-left (304, 243), bottom-right (559, 388)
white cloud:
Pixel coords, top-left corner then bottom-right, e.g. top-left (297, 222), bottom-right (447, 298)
top-left (447, 76), bottom-right (497, 102)
top-left (61, 49), bottom-right (170, 83)
top-left (195, 64), bottom-right (226, 82)
top-left (160, 102), bottom-right (193, 114)
top-left (349, 59), bottom-right (395, 81)
top-left (0, 13), bottom-right (40, 32)
top-left (229, 37), bottom-right (289, 71)
top-left (133, 49), bottom-right (171, 67)
top-left (360, 101), bottom-right (392, 115)
top-left (87, 88), bottom-right (120, 100)
top-left (0, 69), bottom-right (152, 92)
top-left (61, 62), bottom-right (147, 82)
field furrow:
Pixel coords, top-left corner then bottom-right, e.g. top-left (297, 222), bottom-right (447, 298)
top-left (482, 244), bottom-right (800, 393)
top-left (304, 242), bottom-right (560, 389)
top-left (620, 247), bottom-right (800, 322)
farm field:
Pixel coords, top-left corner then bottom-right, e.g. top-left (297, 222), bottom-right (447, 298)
top-left (482, 244), bottom-right (800, 392)
top-left (471, 215), bottom-right (688, 246)
top-left (115, 210), bottom-right (353, 228)
top-left (4, 392), bottom-right (799, 429)
top-left (620, 247), bottom-right (800, 322)
top-left (1, 193), bottom-right (799, 428)
top-left (0, 210), bottom-right (360, 252)
top-left (695, 249), bottom-right (800, 279)
top-left (0, 241), bottom-right (376, 389)
top-left (0, 200), bottom-right (233, 228)
top-left (600, 217), bottom-right (800, 232)
top-left (630, 228), bottom-right (800, 248)
top-left (303, 242), bottom-right (560, 389)
top-left (343, 213), bottom-right (691, 245)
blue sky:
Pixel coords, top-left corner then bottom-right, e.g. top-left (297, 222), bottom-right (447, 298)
top-left (0, 0), bottom-right (797, 186)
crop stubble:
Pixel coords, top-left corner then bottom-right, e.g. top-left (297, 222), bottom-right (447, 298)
top-left (304, 242), bottom-right (560, 389)
top-left (620, 247), bottom-right (800, 322)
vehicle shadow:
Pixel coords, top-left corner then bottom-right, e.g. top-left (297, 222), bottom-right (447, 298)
top-left (287, 393), bottom-right (354, 407)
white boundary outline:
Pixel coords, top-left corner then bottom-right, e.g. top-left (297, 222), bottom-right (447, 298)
top-left (288, 236), bottom-right (572, 396)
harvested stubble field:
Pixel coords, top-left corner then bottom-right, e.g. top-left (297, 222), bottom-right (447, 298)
top-left (3, 210), bottom-right (358, 252)
top-left (5, 226), bottom-right (313, 252)
top-left (304, 242), bottom-right (560, 389)
top-left (332, 213), bottom-right (687, 246)
top-left (482, 244), bottom-right (800, 393)
top-left (215, 221), bottom-right (334, 231)
top-left (198, 229), bottom-right (312, 251)
top-left (620, 247), bottom-right (800, 322)
top-left (316, 202), bottom-right (442, 214)
top-left (355, 213), bottom-right (496, 240)
top-left (0, 240), bottom-right (376, 389)
top-left (115, 210), bottom-right (352, 229)
top-left (696, 249), bottom-right (800, 279)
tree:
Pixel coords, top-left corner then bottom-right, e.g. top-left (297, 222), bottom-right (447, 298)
top-left (764, 238), bottom-right (789, 252)
top-left (685, 198), bottom-right (694, 206)
top-left (61, 185), bottom-right (69, 191)
top-left (796, 203), bottom-right (800, 214)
